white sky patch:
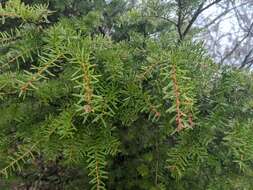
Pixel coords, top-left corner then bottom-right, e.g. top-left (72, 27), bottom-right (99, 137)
top-left (195, 1), bottom-right (251, 65)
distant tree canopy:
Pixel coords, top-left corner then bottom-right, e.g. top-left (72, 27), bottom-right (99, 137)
top-left (197, 0), bottom-right (253, 68)
top-left (0, 0), bottom-right (253, 190)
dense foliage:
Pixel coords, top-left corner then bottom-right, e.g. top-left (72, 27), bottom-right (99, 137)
top-left (0, 0), bottom-right (253, 189)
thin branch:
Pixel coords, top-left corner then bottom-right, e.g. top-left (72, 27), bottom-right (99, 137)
top-left (239, 48), bottom-right (253, 68)
top-left (219, 22), bottom-right (253, 64)
top-left (0, 13), bottom-right (18, 17)
top-left (181, 0), bottom-right (222, 39)
top-left (232, 2), bottom-right (250, 33)
top-left (177, 0), bottom-right (183, 40)
top-left (201, 0), bottom-right (223, 13)
top-left (203, 2), bottom-right (249, 28)
top-left (246, 59), bottom-right (253, 68)
top-left (182, 2), bottom-right (205, 39)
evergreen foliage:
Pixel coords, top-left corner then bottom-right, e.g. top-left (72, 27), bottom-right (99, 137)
top-left (0, 0), bottom-right (253, 189)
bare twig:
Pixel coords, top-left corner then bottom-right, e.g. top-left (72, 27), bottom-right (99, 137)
top-left (178, 0), bottom-right (223, 40)
top-left (219, 22), bottom-right (253, 65)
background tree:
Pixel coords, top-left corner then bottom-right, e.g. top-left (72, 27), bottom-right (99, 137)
top-left (196, 0), bottom-right (253, 68)
top-left (0, 0), bottom-right (253, 190)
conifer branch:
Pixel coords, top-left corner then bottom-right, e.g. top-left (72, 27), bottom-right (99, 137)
top-left (0, 30), bottom-right (19, 46)
top-left (95, 156), bottom-right (101, 190)
top-left (0, 47), bottom-right (35, 70)
top-left (81, 61), bottom-right (94, 113)
top-left (137, 60), bottom-right (161, 81)
top-left (19, 53), bottom-right (62, 95)
top-left (162, 52), bottom-right (195, 133)
top-left (0, 142), bottom-right (39, 177)
top-left (1, 1), bottom-right (252, 189)
top-left (171, 64), bottom-right (184, 132)
top-left (71, 51), bottom-right (102, 118)
top-left (0, 119), bottom-right (58, 177)
top-left (0, 0), bottom-right (51, 23)
top-left (87, 148), bottom-right (107, 190)
top-left (0, 12), bottom-right (19, 18)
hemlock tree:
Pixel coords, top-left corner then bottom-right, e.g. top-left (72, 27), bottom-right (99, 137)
top-left (0, 0), bottom-right (253, 189)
